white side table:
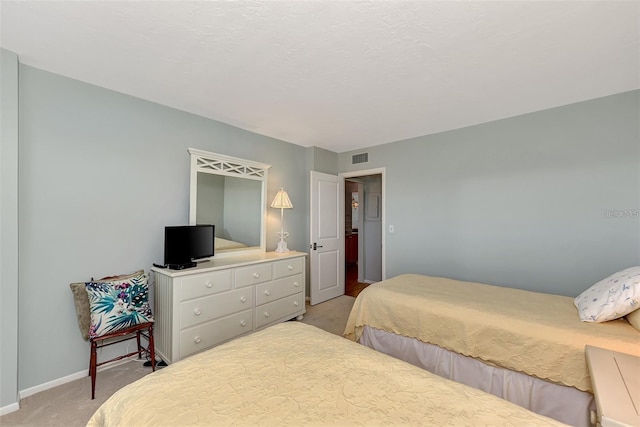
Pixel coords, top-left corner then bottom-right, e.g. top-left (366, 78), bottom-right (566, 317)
top-left (585, 345), bottom-right (640, 427)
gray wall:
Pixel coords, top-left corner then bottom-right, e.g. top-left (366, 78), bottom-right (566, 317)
top-left (339, 90), bottom-right (640, 297)
top-left (1, 49), bottom-right (20, 410)
top-left (14, 64), bottom-right (309, 393)
top-left (362, 175), bottom-right (382, 283)
top-left (307, 146), bottom-right (339, 176)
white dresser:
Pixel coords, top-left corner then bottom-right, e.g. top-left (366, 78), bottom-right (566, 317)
top-left (152, 251), bottom-right (306, 364)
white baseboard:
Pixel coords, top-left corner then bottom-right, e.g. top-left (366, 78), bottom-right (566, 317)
top-left (18, 357), bottom-right (134, 400)
top-left (19, 369), bottom-right (87, 400)
top-left (0, 401), bottom-right (20, 416)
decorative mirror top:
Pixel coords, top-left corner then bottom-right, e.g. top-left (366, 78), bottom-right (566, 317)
top-left (191, 148), bottom-right (269, 180)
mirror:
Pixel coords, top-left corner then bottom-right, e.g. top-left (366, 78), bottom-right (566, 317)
top-left (189, 148), bottom-right (270, 257)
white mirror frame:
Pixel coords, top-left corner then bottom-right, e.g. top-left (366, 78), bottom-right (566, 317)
top-left (188, 148), bottom-right (271, 258)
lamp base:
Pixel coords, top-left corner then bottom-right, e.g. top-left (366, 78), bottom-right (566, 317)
top-left (275, 240), bottom-right (289, 253)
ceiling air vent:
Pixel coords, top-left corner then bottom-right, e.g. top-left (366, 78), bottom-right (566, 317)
top-left (352, 153), bottom-right (368, 164)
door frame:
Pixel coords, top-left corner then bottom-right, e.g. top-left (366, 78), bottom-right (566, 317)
top-left (339, 167), bottom-right (386, 282)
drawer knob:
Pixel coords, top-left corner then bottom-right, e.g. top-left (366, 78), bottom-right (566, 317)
top-left (194, 308), bottom-right (201, 316)
top-left (294, 281), bottom-right (300, 287)
top-left (194, 336), bottom-right (201, 344)
top-left (264, 311), bottom-right (271, 318)
top-left (287, 265), bottom-right (294, 270)
top-left (253, 272), bottom-right (260, 279)
top-left (240, 296), bottom-right (247, 303)
top-left (294, 301), bottom-right (299, 307)
top-left (264, 290), bottom-right (271, 296)
top-left (205, 281), bottom-right (213, 288)
top-left (240, 320), bottom-right (247, 327)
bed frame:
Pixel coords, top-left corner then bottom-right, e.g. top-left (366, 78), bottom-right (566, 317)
top-left (361, 326), bottom-right (594, 426)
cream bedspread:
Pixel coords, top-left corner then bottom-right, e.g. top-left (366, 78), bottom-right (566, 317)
top-left (88, 322), bottom-right (565, 426)
top-left (344, 274), bottom-right (640, 393)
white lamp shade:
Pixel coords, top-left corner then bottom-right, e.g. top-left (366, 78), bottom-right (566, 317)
top-left (271, 188), bottom-right (293, 209)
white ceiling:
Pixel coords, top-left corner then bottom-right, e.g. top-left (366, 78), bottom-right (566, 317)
top-left (1, 1), bottom-right (638, 153)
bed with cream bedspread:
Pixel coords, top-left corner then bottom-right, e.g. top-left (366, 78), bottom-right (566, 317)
top-left (88, 322), bottom-right (565, 426)
top-left (344, 274), bottom-right (640, 393)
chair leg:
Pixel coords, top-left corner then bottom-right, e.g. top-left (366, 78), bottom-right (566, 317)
top-left (136, 331), bottom-right (142, 359)
top-left (149, 325), bottom-right (156, 372)
top-left (90, 340), bottom-right (98, 400)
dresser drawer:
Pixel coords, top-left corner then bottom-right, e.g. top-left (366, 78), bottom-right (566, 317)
top-left (180, 310), bottom-right (253, 358)
top-left (255, 293), bottom-right (304, 329)
top-left (255, 274), bottom-right (303, 306)
top-left (181, 270), bottom-right (232, 301)
top-left (273, 257), bottom-right (304, 279)
top-left (234, 263), bottom-right (272, 288)
top-left (180, 288), bottom-right (254, 329)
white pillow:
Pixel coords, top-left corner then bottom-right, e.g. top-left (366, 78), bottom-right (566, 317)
top-left (574, 266), bottom-right (640, 323)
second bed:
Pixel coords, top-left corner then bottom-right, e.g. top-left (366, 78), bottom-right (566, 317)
top-left (344, 274), bottom-right (640, 426)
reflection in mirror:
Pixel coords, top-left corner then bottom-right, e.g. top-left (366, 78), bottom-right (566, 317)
top-left (189, 148), bottom-right (270, 257)
top-left (196, 175), bottom-right (262, 250)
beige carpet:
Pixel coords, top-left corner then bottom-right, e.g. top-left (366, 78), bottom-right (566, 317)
top-left (0, 295), bottom-right (355, 426)
top-left (299, 294), bottom-right (356, 336)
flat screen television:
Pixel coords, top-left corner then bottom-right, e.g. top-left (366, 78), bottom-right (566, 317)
top-left (164, 225), bottom-right (215, 269)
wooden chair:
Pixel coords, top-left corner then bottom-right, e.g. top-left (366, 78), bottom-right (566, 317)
top-left (70, 281), bottom-right (156, 399)
top-left (88, 322), bottom-right (155, 399)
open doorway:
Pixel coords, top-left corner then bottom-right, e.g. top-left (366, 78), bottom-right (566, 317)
top-left (345, 178), bottom-right (366, 297)
top-left (341, 168), bottom-right (385, 297)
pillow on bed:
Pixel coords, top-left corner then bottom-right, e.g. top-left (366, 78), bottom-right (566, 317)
top-left (626, 308), bottom-right (640, 331)
top-left (85, 271), bottom-right (153, 338)
top-left (574, 266), bottom-right (640, 322)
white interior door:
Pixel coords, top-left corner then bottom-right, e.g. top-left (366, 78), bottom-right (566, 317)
top-left (309, 171), bottom-right (344, 305)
